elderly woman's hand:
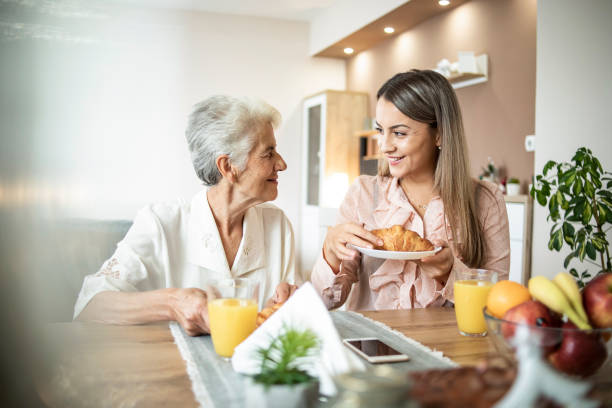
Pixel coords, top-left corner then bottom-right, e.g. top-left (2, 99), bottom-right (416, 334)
top-left (417, 240), bottom-right (454, 285)
top-left (323, 223), bottom-right (383, 273)
top-left (169, 288), bottom-right (211, 336)
top-left (264, 281), bottom-right (298, 309)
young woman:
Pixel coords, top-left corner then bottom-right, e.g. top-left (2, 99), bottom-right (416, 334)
top-left (311, 70), bottom-right (510, 310)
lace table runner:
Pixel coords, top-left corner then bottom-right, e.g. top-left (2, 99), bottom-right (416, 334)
top-left (170, 310), bottom-right (457, 408)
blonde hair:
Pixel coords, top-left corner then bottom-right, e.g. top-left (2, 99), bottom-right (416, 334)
top-left (376, 70), bottom-right (485, 267)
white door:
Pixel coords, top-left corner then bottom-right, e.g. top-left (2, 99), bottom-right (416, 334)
top-left (506, 201), bottom-right (527, 284)
top-left (300, 94), bottom-right (327, 275)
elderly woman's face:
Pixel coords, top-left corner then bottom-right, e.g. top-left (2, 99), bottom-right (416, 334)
top-left (236, 122), bottom-right (287, 202)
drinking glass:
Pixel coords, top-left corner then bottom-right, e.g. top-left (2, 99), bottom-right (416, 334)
top-left (453, 269), bottom-right (497, 337)
top-left (208, 278), bottom-right (259, 359)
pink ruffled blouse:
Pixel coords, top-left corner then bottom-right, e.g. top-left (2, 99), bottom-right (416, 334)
top-left (311, 175), bottom-right (510, 311)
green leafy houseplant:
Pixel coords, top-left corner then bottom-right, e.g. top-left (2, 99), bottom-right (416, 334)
top-left (531, 147), bottom-right (612, 287)
top-left (253, 326), bottom-right (320, 387)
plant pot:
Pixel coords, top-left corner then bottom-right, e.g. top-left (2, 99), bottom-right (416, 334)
top-left (506, 183), bottom-right (520, 196)
top-left (245, 378), bottom-right (319, 408)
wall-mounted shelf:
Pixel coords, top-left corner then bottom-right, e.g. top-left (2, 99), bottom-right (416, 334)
top-left (445, 54), bottom-right (488, 89)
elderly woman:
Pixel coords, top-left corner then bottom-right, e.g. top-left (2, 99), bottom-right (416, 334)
top-left (74, 95), bottom-right (299, 336)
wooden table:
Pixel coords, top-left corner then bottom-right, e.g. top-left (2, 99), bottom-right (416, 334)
top-left (35, 308), bottom-right (611, 407)
top-left (35, 322), bottom-right (195, 407)
top-left (360, 308), bottom-right (496, 366)
top-left (34, 308), bottom-right (494, 407)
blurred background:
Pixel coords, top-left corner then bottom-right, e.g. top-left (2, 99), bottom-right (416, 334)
top-left (1, 0), bottom-right (611, 404)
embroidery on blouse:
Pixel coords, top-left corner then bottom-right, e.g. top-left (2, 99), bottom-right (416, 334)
top-left (96, 258), bottom-right (121, 279)
top-left (202, 233), bottom-right (214, 249)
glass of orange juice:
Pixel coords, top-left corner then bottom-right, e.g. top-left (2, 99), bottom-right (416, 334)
top-left (453, 269), bottom-right (497, 337)
top-left (208, 278), bottom-right (259, 359)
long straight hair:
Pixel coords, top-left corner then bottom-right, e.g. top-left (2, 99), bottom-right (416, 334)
top-left (377, 70), bottom-right (485, 267)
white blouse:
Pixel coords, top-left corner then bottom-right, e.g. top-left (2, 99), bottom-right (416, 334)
top-left (73, 190), bottom-right (298, 319)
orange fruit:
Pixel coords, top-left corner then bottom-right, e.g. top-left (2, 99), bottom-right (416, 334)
top-left (486, 280), bottom-right (531, 319)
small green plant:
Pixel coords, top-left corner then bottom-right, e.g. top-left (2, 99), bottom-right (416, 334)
top-left (508, 177), bottom-right (520, 184)
top-left (478, 156), bottom-right (499, 183)
top-left (253, 326), bottom-right (320, 387)
top-left (531, 147), bottom-right (612, 287)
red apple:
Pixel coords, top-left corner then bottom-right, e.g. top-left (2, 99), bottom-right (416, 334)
top-left (583, 272), bottom-right (612, 328)
top-left (547, 321), bottom-right (608, 377)
top-left (502, 300), bottom-right (562, 353)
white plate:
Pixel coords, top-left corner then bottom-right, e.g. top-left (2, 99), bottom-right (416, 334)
top-left (349, 245), bottom-right (442, 260)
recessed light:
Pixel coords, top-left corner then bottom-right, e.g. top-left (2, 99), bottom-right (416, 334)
top-left (384, 27), bottom-right (395, 34)
top-left (344, 47), bottom-right (354, 55)
top-left (439, 0), bottom-right (450, 6)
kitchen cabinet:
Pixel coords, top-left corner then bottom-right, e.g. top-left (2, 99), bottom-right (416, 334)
top-left (300, 90), bottom-right (369, 274)
top-left (505, 195), bottom-right (533, 285)
top-left (302, 90), bottom-right (369, 207)
top-left (356, 129), bottom-right (380, 177)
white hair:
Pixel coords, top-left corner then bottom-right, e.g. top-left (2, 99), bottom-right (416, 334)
top-left (185, 95), bottom-right (281, 186)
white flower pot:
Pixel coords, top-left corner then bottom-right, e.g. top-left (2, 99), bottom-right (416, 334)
top-left (245, 378), bottom-right (319, 408)
top-left (506, 183), bottom-right (520, 196)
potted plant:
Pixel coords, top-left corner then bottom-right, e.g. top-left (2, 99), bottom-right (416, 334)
top-left (506, 178), bottom-right (521, 196)
top-left (478, 157), bottom-right (500, 184)
top-left (246, 326), bottom-right (320, 408)
top-left (530, 147), bottom-right (611, 287)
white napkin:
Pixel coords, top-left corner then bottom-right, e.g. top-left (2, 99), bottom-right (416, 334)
top-left (231, 282), bottom-right (365, 396)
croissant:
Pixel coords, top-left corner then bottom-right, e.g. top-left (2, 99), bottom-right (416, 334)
top-left (256, 302), bottom-right (284, 327)
top-left (371, 225), bottom-right (434, 252)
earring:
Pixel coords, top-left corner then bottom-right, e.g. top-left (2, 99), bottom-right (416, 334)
top-left (438, 146), bottom-right (441, 150)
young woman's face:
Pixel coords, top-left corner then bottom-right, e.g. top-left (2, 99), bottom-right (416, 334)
top-left (236, 122), bottom-right (287, 203)
top-left (375, 97), bottom-right (439, 179)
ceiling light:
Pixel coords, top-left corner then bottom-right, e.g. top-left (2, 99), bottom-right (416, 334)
top-left (344, 47), bottom-right (354, 55)
top-left (384, 27), bottom-right (395, 34)
top-left (439, 0), bottom-right (450, 5)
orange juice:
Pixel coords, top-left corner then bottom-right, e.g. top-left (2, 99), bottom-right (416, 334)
top-left (454, 280), bottom-right (493, 335)
top-left (209, 298), bottom-right (258, 358)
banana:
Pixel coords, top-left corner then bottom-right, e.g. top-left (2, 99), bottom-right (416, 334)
top-left (553, 272), bottom-right (589, 323)
top-left (528, 276), bottom-right (592, 330)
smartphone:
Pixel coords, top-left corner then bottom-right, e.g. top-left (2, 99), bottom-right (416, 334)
top-left (342, 338), bottom-right (410, 363)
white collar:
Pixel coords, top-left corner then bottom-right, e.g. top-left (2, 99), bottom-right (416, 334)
top-left (186, 190), bottom-right (266, 277)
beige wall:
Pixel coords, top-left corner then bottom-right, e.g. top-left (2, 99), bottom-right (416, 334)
top-left (0, 1), bottom-right (346, 231)
top-left (345, 0), bottom-right (536, 190)
top-left (532, 0), bottom-right (612, 278)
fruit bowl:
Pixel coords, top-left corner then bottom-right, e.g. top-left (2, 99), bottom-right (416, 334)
top-left (483, 306), bottom-right (612, 378)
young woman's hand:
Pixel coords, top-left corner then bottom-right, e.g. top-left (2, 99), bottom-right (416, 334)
top-left (323, 223), bottom-right (383, 273)
top-left (417, 241), bottom-right (454, 285)
top-left (169, 288), bottom-right (211, 336)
